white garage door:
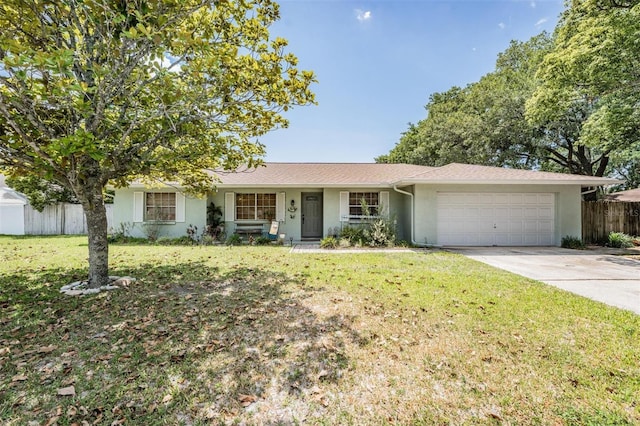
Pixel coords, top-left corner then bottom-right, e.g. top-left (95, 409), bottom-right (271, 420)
top-left (437, 193), bottom-right (555, 246)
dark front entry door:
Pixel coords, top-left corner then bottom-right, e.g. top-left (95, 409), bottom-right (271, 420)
top-left (301, 192), bottom-right (323, 239)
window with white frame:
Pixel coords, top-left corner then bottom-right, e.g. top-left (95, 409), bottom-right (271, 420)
top-left (145, 192), bottom-right (176, 221)
top-left (349, 192), bottom-right (379, 216)
top-left (235, 193), bottom-right (276, 220)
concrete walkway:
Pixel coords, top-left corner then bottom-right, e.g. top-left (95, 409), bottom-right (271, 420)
top-left (450, 247), bottom-right (640, 315)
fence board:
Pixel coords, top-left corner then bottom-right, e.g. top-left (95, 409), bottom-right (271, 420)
top-left (582, 201), bottom-right (640, 243)
top-left (24, 203), bottom-right (113, 235)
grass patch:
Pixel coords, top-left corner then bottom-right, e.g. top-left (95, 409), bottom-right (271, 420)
top-left (1, 236), bottom-right (639, 424)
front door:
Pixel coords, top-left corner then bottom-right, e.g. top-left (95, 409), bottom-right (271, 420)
top-left (301, 192), bottom-right (323, 239)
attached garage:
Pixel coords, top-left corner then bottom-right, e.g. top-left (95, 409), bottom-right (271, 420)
top-left (437, 192), bottom-right (555, 246)
top-left (394, 164), bottom-right (619, 248)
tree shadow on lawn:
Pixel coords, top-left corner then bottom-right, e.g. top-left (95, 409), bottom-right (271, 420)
top-left (0, 261), bottom-right (365, 424)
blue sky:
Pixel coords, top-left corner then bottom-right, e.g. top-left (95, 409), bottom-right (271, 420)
top-left (259, 0), bottom-right (565, 163)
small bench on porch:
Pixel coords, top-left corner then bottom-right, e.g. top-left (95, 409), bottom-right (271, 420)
top-left (234, 223), bottom-right (265, 237)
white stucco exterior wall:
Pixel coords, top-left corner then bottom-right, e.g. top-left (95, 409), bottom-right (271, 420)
top-left (210, 187), bottom-right (410, 241)
top-left (209, 188), bottom-right (310, 241)
top-left (114, 182), bottom-right (584, 245)
top-left (113, 188), bottom-right (207, 238)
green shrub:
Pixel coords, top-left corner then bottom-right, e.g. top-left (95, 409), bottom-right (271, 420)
top-left (107, 236), bottom-right (148, 244)
top-left (141, 222), bottom-right (162, 241)
top-left (561, 235), bottom-right (585, 250)
top-left (109, 222), bottom-right (134, 242)
top-left (607, 232), bottom-right (634, 248)
top-left (365, 217), bottom-right (396, 247)
top-left (156, 236), bottom-right (175, 245)
top-left (201, 234), bottom-right (217, 246)
top-left (226, 233), bottom-right (242, 246)
top-left (320, 236), bottom-right (338, 249)
top-left (396, 240), bottom-right (410, 248)
top-left (340, 226), bottom-right (367, 245)
top-left (338, 238), bottom-right (352, 248)
top-left (254, 236), bottom-right (272, 245)
top-left (157, 236), bottom-right (194, 245)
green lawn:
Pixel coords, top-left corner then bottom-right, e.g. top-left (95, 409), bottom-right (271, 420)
top-left (1, 236), bottom-right (638, 425)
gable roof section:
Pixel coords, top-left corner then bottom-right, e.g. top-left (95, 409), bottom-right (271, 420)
top-left (213, 163), bottom-right (435, 188)
top-left (604, 188), bottom-right (640, 202)
top-left (126, 162), bottom-right (620, 189)
top-left (0, 188), bottom-right (27, 205)
top-left (395, 163), bottom-right (619, 187)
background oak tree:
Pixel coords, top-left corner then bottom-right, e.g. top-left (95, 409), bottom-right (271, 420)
top-left (0, 0), bottom-right (316, 287)
top-left (381, 0), bottom-right (639, 197)
top-left (526, 0), bottom-right (640, 188)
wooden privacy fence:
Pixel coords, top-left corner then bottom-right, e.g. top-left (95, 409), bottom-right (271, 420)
top-left (24, 203), bottom-right (113, 235)
top-left (582, 201), bottom-right (640, 243)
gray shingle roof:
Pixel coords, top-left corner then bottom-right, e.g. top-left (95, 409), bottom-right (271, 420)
top-left (213, 162), bottom-right (619, 188)
top-left (605, 188), bottom-right (640, 202)
top-left (212, 163), bottom-right (435, 187)
top-left (395, 163), bottom-right (619, 186)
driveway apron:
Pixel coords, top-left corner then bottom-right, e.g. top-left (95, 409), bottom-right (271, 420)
top-left (450, 247), bottom-right (640, 315)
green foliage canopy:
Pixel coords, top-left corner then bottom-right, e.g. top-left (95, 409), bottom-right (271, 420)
top-left (378, 34), bottom-right (553, 170)
top-left (0, 0), bottom-right (316, 287)
top-left (381, 9), bottom-right (638, 187)
top-left (5, 175), bottom-right (78, 211)
top-left (526, 0), bottom-right (640, 182)
top-left (0, 0), bottom-right (316, 192)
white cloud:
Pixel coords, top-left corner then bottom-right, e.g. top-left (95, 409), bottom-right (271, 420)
top-left (535, 17), bottom-right (548, 27)
top-left (498, 22), bottom-right (505, 30)
top-left (355, 9), bottom-right (372, 22)
top-left (530, 1), bottom-right (536, 8)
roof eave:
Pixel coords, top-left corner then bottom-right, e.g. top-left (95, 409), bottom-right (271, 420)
top-left (394, 179), bottom-right (621, 187)
top-left (216, 183), bottom-right (393, 189)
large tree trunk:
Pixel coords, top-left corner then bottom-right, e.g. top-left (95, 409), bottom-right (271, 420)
top-left (75, 170), bottom-right (110, 289)
top-left (84, 195), bottom-right (110, 288)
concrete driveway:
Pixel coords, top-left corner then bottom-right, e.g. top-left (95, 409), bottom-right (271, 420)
top-left (449, 247), bottom-right (640, 315)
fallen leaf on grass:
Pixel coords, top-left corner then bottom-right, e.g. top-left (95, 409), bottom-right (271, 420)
top-left (57, 386), bottom-right (75, 396)
top-left (238, 394), bottom-right (258, 407)
top-left (44, 416), bottom-right (59, 426)
top-left (161, 394), bottom-right (173, 404)
top-left (38, 345), bottom-right (57, 353)
top-left (12, 374), bottom-right (27, 382)
top-left (61, 377), bottom-right (75, 386)
top-left (314, 393), bottom-right (330, 407)
top-left (488, 408), bottom-right (503, 420)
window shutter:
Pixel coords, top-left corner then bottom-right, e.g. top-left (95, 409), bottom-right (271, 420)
top-left (339, 191), bottom-right (349, 221)
top-left (133, 192), bottom-right (144, 222)
top-left (276, 192), bottom-right (286, 222)
top-left (379, 191), bottom-right (389, 217)
top-left (224, 192), bottom-right (235, 222)
top-left (175, 193), bottom-right (186, 222)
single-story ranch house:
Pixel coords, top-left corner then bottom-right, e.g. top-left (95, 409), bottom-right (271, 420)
top-left (112, 162), bottom-right (617, 246)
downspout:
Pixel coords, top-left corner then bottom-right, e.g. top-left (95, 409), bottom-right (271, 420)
top-left (393, 185), bottom-right (431, 247)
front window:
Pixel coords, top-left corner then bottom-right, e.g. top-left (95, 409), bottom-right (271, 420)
top-left (236, 193), bottom-right (276, 220)
top-left (145, 192), bottom-right (176, 221)
top-left (349, 192), bottom-right (379, 216)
